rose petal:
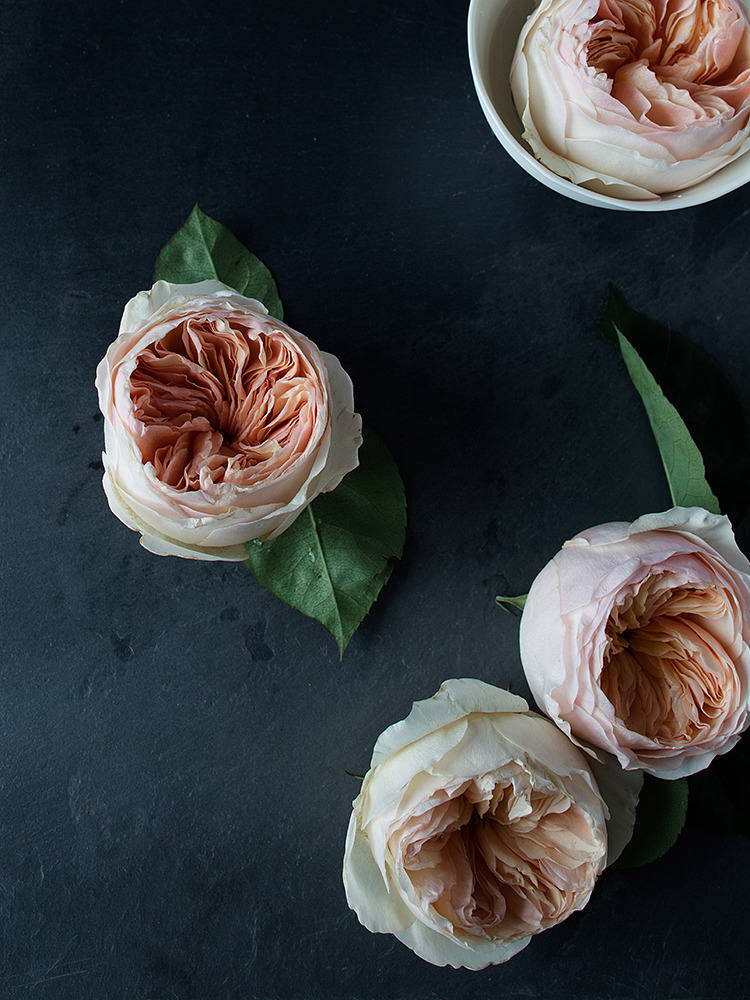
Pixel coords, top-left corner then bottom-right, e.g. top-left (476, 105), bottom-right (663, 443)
top-left (372, 679), bottom-right (529, 768)
top-left (393, 916), bottom-right (531, 970)
top-left (343, 810), bottom-right (415, 935)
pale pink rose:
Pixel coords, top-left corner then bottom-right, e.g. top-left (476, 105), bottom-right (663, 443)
top-left (520, 507), bottom-right (750, 778)
top-left (343, 678), bottom-right (640, 969)
top-left (95, 280), bottom-right (362, 561)
top-left (511, 0), bottom-right (750, 199)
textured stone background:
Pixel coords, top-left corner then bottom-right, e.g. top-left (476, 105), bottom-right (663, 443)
top-left (3, 0), bottom-right (750, 996)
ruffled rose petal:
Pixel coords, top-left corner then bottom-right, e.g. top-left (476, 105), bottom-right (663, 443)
top-left (343, 809), bottom-right (415, 935)
top-left (371, 679), bottom-right (529, 767)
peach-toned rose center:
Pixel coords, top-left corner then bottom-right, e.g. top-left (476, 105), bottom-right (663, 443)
top-left (129, 313), bottom-right (321, 492)
top-left (601, 577), bottom-right (738, 744)
top-left (586, 0), bottom-right (750, 125)
top-left (396, 772), bottom-right (601, 941)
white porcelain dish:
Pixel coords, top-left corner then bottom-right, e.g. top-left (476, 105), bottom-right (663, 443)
top-left (467, 0), bottom-right (750, 212)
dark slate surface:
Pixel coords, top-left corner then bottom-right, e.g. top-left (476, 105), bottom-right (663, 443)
top-left (3, 0), bottom-right (750, 997)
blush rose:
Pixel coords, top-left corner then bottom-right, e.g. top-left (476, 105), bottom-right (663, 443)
top-left (511, 0), bottom-right (750, 200)
top-left (96, 280), bottom-right (362, 560)
top-left (520, 507), bottom-right (750, 778)
top-left (343, 678), bottom-right (640, 969)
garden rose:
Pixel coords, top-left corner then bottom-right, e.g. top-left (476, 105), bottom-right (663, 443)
top-left (96, 280), bottom-right (362, 560)
top-left (520, 507), bottom-right (750, 777)
top-left (343, 678), bottom-right (639, 969)
top-left (510, 0), bottom-right (750, 200)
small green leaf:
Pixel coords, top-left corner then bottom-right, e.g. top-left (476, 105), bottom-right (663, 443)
top-left (614, 329), bottom-right (720, 514)
top-left (153, 205), bottom-right (284, 319)
top-left (495, 594), bottom-right (527, 615)
top-left (614, 773), bottom-right (688, 868)
top-left (244, 426), bottom-right (406, 656)
top-left (600, 285), bottom-right (750, 521)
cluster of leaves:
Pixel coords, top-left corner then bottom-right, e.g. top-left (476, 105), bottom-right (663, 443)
top-left (154, 207), bottom-right (406, 655)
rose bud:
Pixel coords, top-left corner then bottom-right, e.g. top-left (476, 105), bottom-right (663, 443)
top-left (520, 507), bottom-right (750, 778)
top-left (510, 0), bottom-right (750, 200)
top-left (343, 678), bottom-right (639, 969)
top-left (96, 280), bottom-right (362, 560)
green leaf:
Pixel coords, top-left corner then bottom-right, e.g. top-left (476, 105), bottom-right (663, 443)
top-left (614, 774), bottom-right (688, 868)
top-left (153, 205), bottom-right (284, 319)
top-left (244, 426), bottom-right (406, 656)
top-left (495, 594), bottom-right (527, 615)
top-left (600, 286), bottom-right (749, 521)
top-left (613, 328), bottom-right (720, 514)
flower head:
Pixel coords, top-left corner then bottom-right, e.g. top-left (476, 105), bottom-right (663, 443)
top-left (96, 280), bottom-right (361, 560)
top-left (343, 678), bottom-right (639, 968)
top-left (520, 507), bottom-right (750, 776)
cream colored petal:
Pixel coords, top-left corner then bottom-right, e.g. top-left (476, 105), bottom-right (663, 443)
top-left (102, 466), bottom-right (248, 560)
top-left (519, 562), bottom-right (574, 723)
top-left (359, 720), bottom-right (470, 830)
top-left (630, 507), bottom-right (750, 576)
top-left (491, 713), bottom-right (603, 790)
top-left (394, 916), bottom-right (532, 970)
top-left (118, 280), bottom-right (267, 336)
top-left (343, 810), bottom-right (415, 935)
top-left (308, 350), bottom-right (363, 495)
top-left (138, 532), bottom-right (248, 562)
top-left (372, 679), bottom-right (529, 768)
top-left (431, 715), bottom-right (522, 782)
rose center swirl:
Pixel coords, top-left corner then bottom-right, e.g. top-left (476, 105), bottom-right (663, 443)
top-left (129, 314), bottom-right (320, 492)
top-left (399, 776), bottom-right (600, 940)
top-left (584, 0), bottom-right (750, 122)
top-left (600, 578), bottom-right (738, 744)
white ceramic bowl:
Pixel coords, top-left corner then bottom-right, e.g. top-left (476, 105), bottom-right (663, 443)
top-left (467, 0), bottom-right (750, 212)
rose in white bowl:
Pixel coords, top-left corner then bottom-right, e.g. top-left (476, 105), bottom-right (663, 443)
top-left (520, 507), bottom-right (750, 777)
top-left (96, 280), bottom-right (362, 560)
top-left (343, 678), bottom-right (640, 969)
top-left (511, 0), bottom-right (750, 200)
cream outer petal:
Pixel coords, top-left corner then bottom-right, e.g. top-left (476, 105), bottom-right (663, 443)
top-left (343, 809), bottom-right (415, 935)
top-left (96, 281), bottom-right (362, 560)
top-left (371, 678), bottom-right (529, 767)
top-left (394, 919), bottom-right (531, 970)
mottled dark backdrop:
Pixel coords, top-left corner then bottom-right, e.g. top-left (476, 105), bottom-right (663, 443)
top-left (2, 0), bottom-right (749, 997)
